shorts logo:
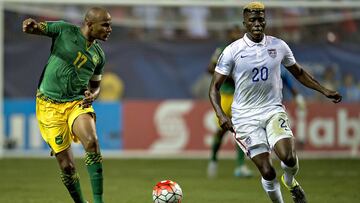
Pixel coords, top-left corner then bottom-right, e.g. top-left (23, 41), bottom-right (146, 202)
top-left (245, 137), bottom-right (252, 145)
top-left (267, 49), bottom-right (277, 58)
top-left (55, 135), bottom-right (64, 145)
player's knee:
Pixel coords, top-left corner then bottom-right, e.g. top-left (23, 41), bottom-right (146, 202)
top-left (259, 165), bottom-right (276, 180)
top-left (83, 135), bottom-right (99, 152)
top-left (282, 152), bottom-right (297, 167)
top-left (61, 161), bottom-right (76, 174)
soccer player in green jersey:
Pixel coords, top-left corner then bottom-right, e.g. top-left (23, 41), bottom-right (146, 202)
top-left (22, 7), bottom-right (112, 203)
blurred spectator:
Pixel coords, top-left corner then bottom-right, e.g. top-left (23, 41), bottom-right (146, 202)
top-left (341, 9), bottom-right (358, 35)
top-left (314, 64), bottom-right (340, 101)
top-left (180, 6), bottom-right (209, 39)
top-left (322, 65), bottom-right (340, 91)
top-left (160, 7), bottom-right (178, 39)
top-left (339, 73), bottom-right (360, 102)
top-left (64, 5), bottom-right (82, 24)
top-left (281, 8), bottom-right (305, 43)
top-left (132, 5), bottom-right (161, 39)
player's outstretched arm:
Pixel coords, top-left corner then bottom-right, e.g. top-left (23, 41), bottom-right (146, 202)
top-left (22, 18), bottom-right (45, 35)
top-left (285, 63), bottom-right (342, 103)
top-left (209, 72), bottom-right (234, 132)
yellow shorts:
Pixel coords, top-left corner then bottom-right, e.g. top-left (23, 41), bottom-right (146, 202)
top-left (216, 93), bottom-right (233, 127)
top-left (36, 97), bottom-right (95, 154)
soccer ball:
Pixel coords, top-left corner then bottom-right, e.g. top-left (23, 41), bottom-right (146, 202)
top-left (152, 180), bottom-right (183, 203)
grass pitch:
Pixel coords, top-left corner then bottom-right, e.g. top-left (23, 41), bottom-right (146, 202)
top-left (1, 158), bottom-right (359, 203)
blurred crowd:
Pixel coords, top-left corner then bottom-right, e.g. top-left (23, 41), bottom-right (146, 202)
top-left (293, 64), bottom-right (360, 103)
top-left (112, 5), bottom-right (359, 44)
top-left (4, 3), bottom-right (360, 102)
top-left (5, 4), bottom-right (360, 43)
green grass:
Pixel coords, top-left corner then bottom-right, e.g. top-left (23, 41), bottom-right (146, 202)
top-left (1, 158), bottom-right (359, 203)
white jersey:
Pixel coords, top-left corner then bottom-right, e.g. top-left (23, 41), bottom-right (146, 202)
top-left (215, 34), bottom-right (296, 110)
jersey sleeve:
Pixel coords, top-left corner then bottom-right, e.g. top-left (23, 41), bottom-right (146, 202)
top-left (215, 46), bottom-right (234, 76)
top-left (280, 40), bottom-right (296, 67)
top-left (42, 21), bottom-right (73, 38)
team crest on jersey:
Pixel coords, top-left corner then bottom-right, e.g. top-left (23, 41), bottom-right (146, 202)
top-left (267, 49), bottom-right (277, 58)
top-left (92, 55), bottom-right (99, 65)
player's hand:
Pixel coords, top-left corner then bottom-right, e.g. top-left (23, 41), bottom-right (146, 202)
top-left (324, 89), bottom-right (342, 103)
top-left (219, 116), bottom-right (235, 133)
top-left (295, 94), bottom-right (306, 110)
top-left (22, 18), bottom-right (38, 33)
top-left (81, 90), bottom-right (95, 108)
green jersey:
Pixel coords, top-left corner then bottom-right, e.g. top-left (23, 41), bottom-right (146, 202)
top-left (211, 45), bottom-right (235, 95)
top-left (38, 21), bottom-right (105, 102)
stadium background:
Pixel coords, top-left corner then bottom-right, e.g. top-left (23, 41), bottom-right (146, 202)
top-left (1, 1), bottom-right (360, 203)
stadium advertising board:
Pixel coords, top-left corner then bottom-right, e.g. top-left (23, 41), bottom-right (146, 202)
top-left (4, 100), bottom-right (122, 152)
top-left (3, 99), bottom-right (360, 156)
top-left (123, 100), bottom-right (360, 155)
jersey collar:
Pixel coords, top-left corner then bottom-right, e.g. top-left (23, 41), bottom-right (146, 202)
top-left (243, 33), bottom-right (266, 47)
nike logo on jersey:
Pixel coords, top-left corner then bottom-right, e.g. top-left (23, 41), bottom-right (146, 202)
top-left (241, 55), bottom-right (248, 58)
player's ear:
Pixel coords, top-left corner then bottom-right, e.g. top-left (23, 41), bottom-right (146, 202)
top-left (84, 17), bottom-right (92, 26)
top-left (87, 21), bottom-right (94, 30)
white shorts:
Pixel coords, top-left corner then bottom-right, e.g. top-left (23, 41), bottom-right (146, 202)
top-left (231, 105), bottom-right (293, 158)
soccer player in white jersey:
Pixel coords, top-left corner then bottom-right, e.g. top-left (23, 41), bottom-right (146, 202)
top-left (209, 2), bottom-right (342, 203)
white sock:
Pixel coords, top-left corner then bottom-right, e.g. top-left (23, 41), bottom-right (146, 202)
top-left (281, 156), bottom-right (299, 187)
top-left (261, 177), bottom-right (284, 203)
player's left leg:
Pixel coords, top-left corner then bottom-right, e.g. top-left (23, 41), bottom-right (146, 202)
top-left (72, 113), bottom-right (104, 203)
top-left (267, 112), bottom-right (307, 203)
top-left (274, 138), bottom-right (307, 203)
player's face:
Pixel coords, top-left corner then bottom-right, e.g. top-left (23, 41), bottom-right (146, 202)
top-left (90, 13), bottom-right (112, 41)
top-left (243, 11), bottom-right (266, 41)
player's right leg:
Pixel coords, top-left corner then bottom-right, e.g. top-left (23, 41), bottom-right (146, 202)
top-left (36, 97), bottom-right (87, 203)
top-left (251, 152), bottom-right (284, 203)
top-left (56, 148), bottom-right (88, 203)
